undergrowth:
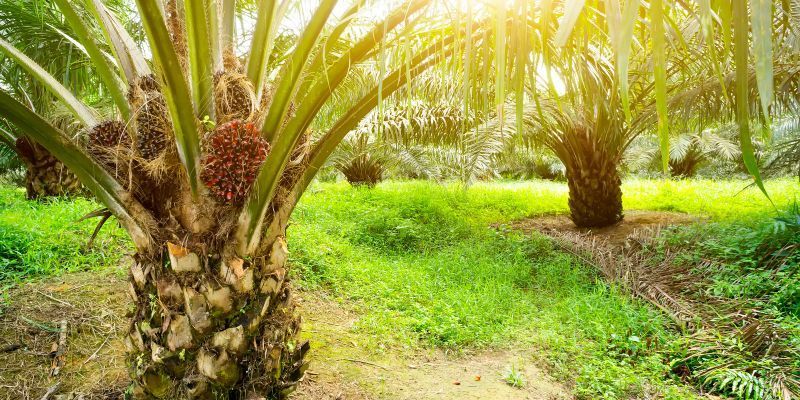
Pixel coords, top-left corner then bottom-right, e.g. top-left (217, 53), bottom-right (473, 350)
top-left (0, 178), bottom-right (796, 399)
top-left (0, 186), bottom-right (129, 286)
top-left (288, 179), bottom-right (797, 399)
top-left (647, 203), bottom-right (800, 399)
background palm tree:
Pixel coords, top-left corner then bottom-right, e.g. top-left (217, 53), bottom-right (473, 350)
top-left (0, 0), bottom-right (140, 199)
top-left (322, 63), bottom-right (499, 186)
top-left (495, 149), bottom-right (565, 180)
top-left (625, 128), bottom-right (741, 178)
top-left (453, 0), bottom-right (800, 227)
top-left (489, 46), bottom-right (658, 227)
top-left (0, 123), bottom-right (24, 185)
top-left (328, 131), bottom-right (436, 186)
top-left (765, 117), bottom-right (800, 178)
top-left (3, 109), bottom-right (84, 199)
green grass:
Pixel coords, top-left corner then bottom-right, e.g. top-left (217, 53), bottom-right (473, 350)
top-left (0, 185), bottom-right (130, 285)
top-left (1, 177), bottom-right (797, 399)
top-left (286, 178), bottom-right (796, 398)
top-left (621, 178), bottom-right (798, 221)
top-left (643, 204), bottom-right (800, 398)
top-left (659, 217), bottom-right (800, 318)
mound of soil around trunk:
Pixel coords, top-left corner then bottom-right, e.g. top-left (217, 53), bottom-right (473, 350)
top-left (501, 210), bottom-right (700, 248)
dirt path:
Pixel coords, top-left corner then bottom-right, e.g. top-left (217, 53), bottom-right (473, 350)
top-left (295, 293), bottom-right (566, 400)
top-left (0, 270), bottom-right (568, 399)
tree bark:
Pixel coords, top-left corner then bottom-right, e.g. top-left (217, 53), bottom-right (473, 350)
top-left (669, 159), bottom-right (700, 178)
top-left (566, 158), bottom-right (623, 228)
top-left (15, 136), bottom-right (81, 200)
top-left (126, 232), bottom-right (308, 399)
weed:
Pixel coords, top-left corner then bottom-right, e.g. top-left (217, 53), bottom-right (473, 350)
top-left (502, 364), bottom-right (525, 388)
top-left (623, 194), bottom-right (800, 400)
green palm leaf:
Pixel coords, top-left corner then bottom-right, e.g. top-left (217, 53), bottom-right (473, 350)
top-left (84, 0), bottom-right (151, 84)
top-left (0, 37), bottom-right (99, 127)
top-left (53, 0), bottom-right (131, 120)
top-left (733, 0), bottom-right (769, 198)
top-left (185, 0), bottom-right (216, 119)
top-left (751, 0), bottom-right (774, 120)
top-left (135, 0), bottom-right (203, 197)
top-left (651, 0), bottom-right (669, 173)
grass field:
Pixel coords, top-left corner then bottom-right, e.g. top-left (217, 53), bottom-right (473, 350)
top-left (289, 178), bottom-right (797, 399)
top-left (0, 186), bottom-right (129, 285)
top-left (1, 178), bottom-right (797, 399)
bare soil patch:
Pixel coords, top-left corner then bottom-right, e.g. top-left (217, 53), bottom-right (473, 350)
top-left (0, 270), bottom-right (129, 400)
top-left (502, 210), bottom-right (701, 248)
top-left (1, 270), bottom-right (567, 400)
top-left (296, 293), bottom-right (566, 400)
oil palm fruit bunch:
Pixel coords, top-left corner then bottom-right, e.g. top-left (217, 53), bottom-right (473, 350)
top-left (129, 74), bottom-right (170, 162)
top-left (201, 120), bottom-right (269, 203)
top-left (88, 120), bottom-right (130, 164)
top-left (89, 120), bottom-right (130, 149)
top-left (0, 0), bottom-right (443, 397)
top-left (213, 55), bottom-right (255, 124)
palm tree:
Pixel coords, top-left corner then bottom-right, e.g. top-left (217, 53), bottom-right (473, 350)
top-left (328, 100), bottom-right (475, 185)
top-left (0, 0), bottom-right (104, 198)
top-left (765, 117), bottom-right (800, 178)
top-left (492, 47), bottom-right (668, 226)
top-left (328, 132), bottom-right (409, 186)
top-left (0, 124), bottom-right (24, 185)
top-left (495, 149), bottom-right (565, 180)
top-left (0, 0), bottom-right (451, 397)
top-left (469, 0), bottom-right (798, 227)
top-left (625, 128), bottom-right (741, 178)
top-left (330, 58), bottom-right (516, 186)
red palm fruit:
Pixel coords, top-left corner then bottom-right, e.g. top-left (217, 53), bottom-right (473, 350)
top-left (201, 120), bottom-right (270, 204)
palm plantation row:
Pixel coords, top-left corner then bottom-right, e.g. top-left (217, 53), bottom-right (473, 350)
top-left (0, 0), bottom-right (798, 398)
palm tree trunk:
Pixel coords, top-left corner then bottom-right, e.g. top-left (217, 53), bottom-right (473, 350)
top-left (565, 155), bottom-right (623, 228)
top-left (127, 231), bottom-right (308, 399)
top-left (15, 136), bottom-right (81, 199)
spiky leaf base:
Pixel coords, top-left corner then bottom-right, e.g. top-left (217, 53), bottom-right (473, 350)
top-left (127, 238), bottom-right (307, 399)
top-left (201, 121), bottom-right (270, 204)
